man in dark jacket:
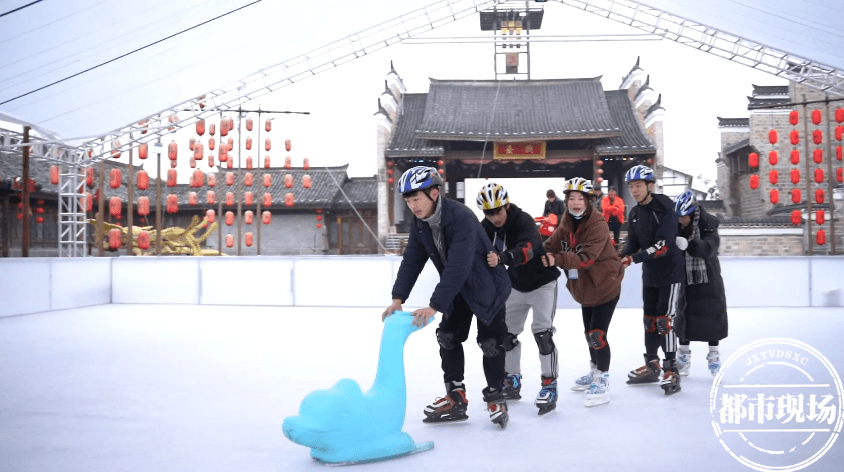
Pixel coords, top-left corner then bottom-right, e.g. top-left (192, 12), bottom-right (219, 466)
top-left (619, 165), bottom-right (685, 395)
top-left (543, 189), bottom-right (564, 224)
top-left (672, 190), bottom-right (728, 378)
top-left (383, 167), bottom-right (512, 428)
top-left (477, 183), bottom-right (561, 416)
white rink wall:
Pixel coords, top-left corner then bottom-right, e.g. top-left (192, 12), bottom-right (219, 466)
top-left (1, 256), bottom-right (842, 318)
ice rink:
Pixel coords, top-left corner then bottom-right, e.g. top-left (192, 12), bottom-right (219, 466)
top-left (2, 303), bottom-right (843, 471)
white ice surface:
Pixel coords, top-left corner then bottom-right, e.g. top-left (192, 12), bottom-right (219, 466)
top-left (1, 304), bottom-right (843, 471)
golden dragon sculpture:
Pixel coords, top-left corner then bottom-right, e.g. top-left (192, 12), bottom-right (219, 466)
top-left (88, 215), bottom-right (222, 256)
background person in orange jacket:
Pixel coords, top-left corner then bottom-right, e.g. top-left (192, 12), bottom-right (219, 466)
top-left (601, 186), bottom-right (625, 245)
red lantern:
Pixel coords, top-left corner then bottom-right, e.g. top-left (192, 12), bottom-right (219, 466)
top-left (109, 228), bottom-right (122, 249)
top-left (137, 170), bottom-right (149, 190)
top-left (811, 109), bottom-right (822, 125)
top-left (263, 193), bottom-right (272, 207)
top-left (209, 123), bottom-right (216, 136)
top-left (81, 192), bottom-right (93, 212)
top-left (438, 168), bottom-right (445, 175)
top-left (108, 169), bottom-right (121, 189)
top-left (791, 188), bottom-right (801, 204)
top-left (316, 215), bottom-right (323, 221)
top-left (166, 169), bottom-right (177, 187)
top-left (387, 160), bottom-right (394, 168)
top-left (246, 118), bottom-right (253, 131)
top-left (815, 189), bottom-right (825, 204)
top-left (770, 189), bottom-right (779, 204)
top-left (168, 113), bottom-right (178, 131)
top-left (813, 129), bottom-right (823, 145)
top-left (244, 172), bottom-right (254, 187)
top-left (226, 137), bottom-right (233, 152)
top-left (227, 159), bottom-right (233, 169)
top-left (207, 191), bottom-right (216, 205)
top-left (768, 170), bottom-right (778, 184)
top-left (208, 137), bottom-right (216, 151)
top-left (789, 110), bottom-right (799, 125)
top-left (836, 126), bottom-right (844, 141)
top-left (16, 213), bottom-right (22, 220)
top-left (814, 149), bottom-right (823, 164)
top-left (35, 207), bottom-right (44, 215)
top-left (263, 155), bottom-right (271, 169)
top-left (246, 156), bottom-right (253, 169)
top-left (225, 172), bottom-right (234, 186)
top-left (196, 119), bottom-right (206, 136)
top-left (208, 154), bottom-right (215, 168)
top-left (225, 211), bottom-right (234, 226)
top-left (167, 140), bottom-right (178, 161)
top-left (194, 142), bottom-right (204, 161)
top-left (225, 234), bottom-right (234, 248)
top-left (166, 194), bottom-right (178, 213)
top-left (316, 223), bottom-right (322, 229)
top-left (596, 160), bottom-right (603, 167)
top-left (246, 137), bottom-right (252, 150)
top-left (245, 232), bottom-right (253, 247)
top-left (35, 216), bottom-right (44, 224)
top-left (109, 196), bottom-right (122, 217)
top-left (768, 151), bottom-right (778, 166)
top-left (768, 129), bottom-right (778, 144)
top-left (207, 173), bottom-right (216, 187)
top-left (790, 130), bottom-right (800, 145)
top-left (264, 138), bottom-right (271, 152)
top-left (303, 175), bottom-right (312, 189)
top-left (225, 192), bottom-right (234, 206)
top-left (195, 169), bottom-right (205, 187)
top-left (839, 146), bottom-right (844, 161)
top-left (50, 165), bottom-right (59, 185)
top-left (303, 158), bottom-right (310, 170)
top-left (285, 138), bottom-right (291, 152)
top-left (188, 192), bottom-right (198, 206)
top-left (838, 168), bottom-right (843, 183)
top-left (816, 230), bottom-right (827, 245)
top-left (206, 209), bottom-right (216, 224)
top-left (245, 191), bottom-right (253, 206)
top-left (790, 150), bottom-right (800, 165)
top-left (284, 174), bottom-right (293, 188)
top-left (387, 177), bottom-right (394, 185)
top-left (138, 231), bottom-right (150, 250)
top-left (265, 119), bottom-right (271, 132)
top-left (284, 156), bottom-right (292, 169)
top-left (189, 137), bottom-right (196, 152)
top-left (285, 193), bottom-right (294, 207)
top-left (263, 173), bottom-right (271, 187)
top-left (111, 138), bottom-right (121, 158)
top-left (791, 210), bottom-right (801, 225)
top-left (262, 211), bottom-right (271, 225)
top-left (749, 174), bottom-right (759, 189)
top-left (86, 167), bottom-right (95, 187)
top-left (170, 159), bottom-right (177, 169)
top-left (387, 169), bottom-right (394, 176)
top-left (189, 157), bottom-right (196, 169)
top-left (748, 152), bottom-right (759, 167)
top-left (244, 210), bottom-right (253, 225)
top-left (836, 108), bottom-right (844, 123)
top-left (790, 169), bottom-right (800, 184)
top-left (816, 210), bottom-right (825, 225)
top-left (815, 168), bottom-right (824, 183)
top-left (220, 117), bottom-right (229, 137)
top-left (138, 119), bottom-right (150, 134)
top-left (138, 197), bottom-right (150, 216)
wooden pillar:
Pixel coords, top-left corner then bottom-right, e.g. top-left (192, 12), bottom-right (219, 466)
top-left (2, 194), bottom-right (10, 257)
top-left (337, 216), bottom-right (343, 255)
top-left (21, 126), bottom-right (30, 256)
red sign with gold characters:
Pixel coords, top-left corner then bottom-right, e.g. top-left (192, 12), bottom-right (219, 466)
top-left (493, 141), bottom-right (546, 159)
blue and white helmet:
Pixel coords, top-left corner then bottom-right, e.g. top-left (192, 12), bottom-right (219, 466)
top-left (673, 190), bottom-right (697, 216)
top-left (625, 165), bottom-right (656, 182)
top-left (397, 166), bottom-right (443, 195)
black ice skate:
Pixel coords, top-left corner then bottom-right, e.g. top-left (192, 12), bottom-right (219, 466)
top-left (535, 376), bottom-right (558, 416)
top-left (422, 387), bottom-right (469, 423)
top-left (502, 373), bottom-right (522, 400)
top-left (482, 387), bottom-right (509, 429)
top-left (660, 359), bottom-right (682, 395)
top-left (626, 357), bottom-right (662, 385)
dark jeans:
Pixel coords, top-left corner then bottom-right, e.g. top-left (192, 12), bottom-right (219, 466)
top-left (642, 283), bottom-right (681, 361)
top-left (607, 219), bottom-right (621, 244)
top-left (438, 294), bottom-right (507, 391)
top-left (581, 295), bottom-right (619, 372)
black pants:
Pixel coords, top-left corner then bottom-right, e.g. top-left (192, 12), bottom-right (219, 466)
top-left (581, 295), bottom-right (619, 372)
top-left (642, 283), bottom-right (681, 361)
top-left (607, 220), bottom-right (621, 245)
top-left (438, 294), bottom-right (507, 391)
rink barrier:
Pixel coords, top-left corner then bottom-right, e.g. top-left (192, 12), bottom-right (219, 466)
top-left (0, 256), bottom-right (842, 318)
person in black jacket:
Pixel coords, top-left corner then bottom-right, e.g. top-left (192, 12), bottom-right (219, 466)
top-left (672, 190), bottom-right (728, 378)
top-left (382, 167), bottom-right (512, 428)
top-left (543, 189), bottom-right (564, 224)
top-left (478, 183), bottom-right (562, 416)
top-left (619, 165), bottom-right (685, 395)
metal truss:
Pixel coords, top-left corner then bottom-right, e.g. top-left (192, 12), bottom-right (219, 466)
top-left (555, 0), bottom-right (844, 97)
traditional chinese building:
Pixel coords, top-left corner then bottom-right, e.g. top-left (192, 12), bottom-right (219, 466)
top-left (374, 58), bottom-right (665, 242)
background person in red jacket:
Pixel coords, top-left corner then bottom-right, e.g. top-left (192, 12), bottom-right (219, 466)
top-left (601, 186), bottom-right (625, 246)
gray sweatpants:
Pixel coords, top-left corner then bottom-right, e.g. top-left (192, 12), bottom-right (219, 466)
top-left (504, 279), bottom-right (559, 379)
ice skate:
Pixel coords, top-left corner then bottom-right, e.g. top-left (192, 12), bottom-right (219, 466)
top-left (677, 349), bottom-right (691, 377)
top-left (535, 376), bottom-right (558, 416)
top-left (571, 362), bottom-right (597, 392)
top-left (502, 373), bottom-right (522, 400)
top-left (482, 387), bottom-right (509, 429)
top-left (626, 357), bottom-right (661, 385)
top-left (660, 359), bottom-right (682, 395)
top-left (422, 386), bottom-right (468, 423)
top-left (584, 372), bottom-right (610, 407)
top-left (707, 350), bottom-right (721, 377)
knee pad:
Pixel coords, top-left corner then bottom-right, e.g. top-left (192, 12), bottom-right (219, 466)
top-left (643, 315), bottom-right (657, 333)
top-left (477, 338), bottom-right (501, 358)
top-left (436, 329), bottom-right (457, 350)
top-left (655, 316), bottom-right (673, 335)
top-left (586, 329), bottom-right (607, 350)
top-left (534, 330), bottom-right (556, 356)
top-left (502, 333), bottom-right (519, 351)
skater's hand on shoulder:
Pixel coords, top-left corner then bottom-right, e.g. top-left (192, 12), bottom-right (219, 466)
top-left (382, 299), bottom-right (403, 321)
top-left (541, 253), bottom-right (555, 267)
top-left (411, 306), bottom-right (437, 327)
top-left (487, 251), bottom-right (500, 267)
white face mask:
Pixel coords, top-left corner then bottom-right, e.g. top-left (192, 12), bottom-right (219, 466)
top-left (568, 207), bottom-right (585, 219)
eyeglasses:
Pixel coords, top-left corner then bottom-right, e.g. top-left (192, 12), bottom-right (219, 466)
top-left (483, 207), bottom-right (505, 216)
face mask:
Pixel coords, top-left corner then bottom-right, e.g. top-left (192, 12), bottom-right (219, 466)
top-left (568, 207), bottom-right (585, 219)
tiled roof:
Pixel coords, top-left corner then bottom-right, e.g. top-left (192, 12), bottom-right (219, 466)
top-left (645, 94), bottom-right (664, 117)
top-left (717, 117), bottom-right (749, 128)
top-left (332, 176), bottom-right (377, 209)
top-left (721, 216), bottom-right (793, 227)
top-left (385, 94), bottom-right (444, 158)
top-left (748, 96), bottom-right (790, 109)
top-left (698, 200), bottom-right (725, 211)
top-left (596, 90), bottom-right (655, 155)
top-left (415, 78), bottom-right (622, 141)
top-left (752, 84), bottom-right (788, 96)
top-left (722, 138), bottom-right (752, 156)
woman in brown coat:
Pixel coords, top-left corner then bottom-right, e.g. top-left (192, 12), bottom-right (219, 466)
top-left (541, 177), bottom-right (624, 407)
